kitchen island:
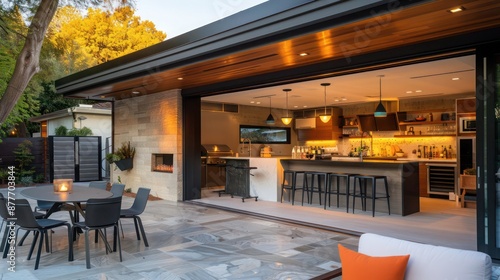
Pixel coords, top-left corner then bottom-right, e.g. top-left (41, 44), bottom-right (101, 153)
top-left (281, 158), bottom-right (420, 216)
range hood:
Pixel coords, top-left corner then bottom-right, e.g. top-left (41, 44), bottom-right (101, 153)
top-left (295, 118), bottom-right (316, 129)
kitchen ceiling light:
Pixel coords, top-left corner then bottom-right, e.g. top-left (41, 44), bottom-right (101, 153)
top-left (281, 88), bottom-right (292, 125)
top-left (448, 6), bottom-right (465, 13)
top-left (266, 96), bottom-right (275, 125)
top-left (374, 75), bottom-right (387, 118)
top-left (319, 83), bottom-right (331, 123)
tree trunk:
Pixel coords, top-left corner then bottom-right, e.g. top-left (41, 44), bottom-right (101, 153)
top-left (0, 0), bottom-right (59, 124)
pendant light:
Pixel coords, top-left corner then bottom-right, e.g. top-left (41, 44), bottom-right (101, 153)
top-left (319, 83), bottom-right (331, 123)
top-left (374, 75), bottom-right (387, 117)
top-left (266, 96), bottom-right (275, 125)
top-left (281, 88), bottom-right (293, 125)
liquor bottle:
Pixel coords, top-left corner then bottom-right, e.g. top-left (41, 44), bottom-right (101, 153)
top-left (292, 146), bottom-right (296, 159)
top-left (417, 145), bottom-right (422, 158)
top-left (443, 146), bottom-right (448, 159)
top-left (448, 145), bottom-right (454, 159)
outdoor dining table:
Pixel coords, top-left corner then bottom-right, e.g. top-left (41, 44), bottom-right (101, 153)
top-left (21, 185), bottom-right (114, 250)
top-left (21, 185), bottom-right (112, 218)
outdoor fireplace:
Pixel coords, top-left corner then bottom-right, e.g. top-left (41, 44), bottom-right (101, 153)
top-left (152, 153), bottom-right (173, 173)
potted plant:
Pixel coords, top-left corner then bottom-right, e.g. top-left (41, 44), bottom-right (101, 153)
top-left (106, 141), bottom-right (136, 171)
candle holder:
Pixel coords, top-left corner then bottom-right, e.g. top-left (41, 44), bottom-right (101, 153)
top-left (53, 179), bottom-right (73, 193)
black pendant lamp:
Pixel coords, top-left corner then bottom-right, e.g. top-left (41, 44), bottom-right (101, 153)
top-left (281, 89), bottom-right (292, 125)
top-left (319, 83), bottom-right (332, 123)
top-left (374, 75), bottom-right (387, 117)
top-left (266, 96), bottom-right (275, 125)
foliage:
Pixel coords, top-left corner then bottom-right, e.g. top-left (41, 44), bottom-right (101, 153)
top-left (106, 141), bottom-right (135, 163)
top-left (13, 139), bottom-right (35, 180)
top-left (49, 5), bottom-right (166, 69)
top-left (55, 125), bottom-right (93, 136)
top-left (0, 0), bottom-right (159, 131)
top-left (125, 187), bottom-right (132, 193)
top-left (67, 126), bottom-right (93, 136)
top-left (38, 82), bottom-right (83, 115)
top-left (0, 168), bottom-right (8, 182)
top-left (33, 173), bottom-right (46, 183)
top-left (18, 176), bottom-right (34, 186)
top-left (55, 125), bottom-right (69, 136)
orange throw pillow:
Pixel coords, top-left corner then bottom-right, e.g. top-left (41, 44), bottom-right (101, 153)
top-left (338, 244), bottom-right (409, 280)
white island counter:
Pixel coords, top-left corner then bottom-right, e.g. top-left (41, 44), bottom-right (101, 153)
top-left (222, 157), bottom-right (285, 201)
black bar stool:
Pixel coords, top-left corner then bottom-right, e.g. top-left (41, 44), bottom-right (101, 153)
top-left (302, 171), bottom-right (330, 206)
top-left (281, 170), bottom-right (305, 205)
top-left (352, 174), bottom-right (390, 217)
top-left (325, 173), bottom-right (358, 212)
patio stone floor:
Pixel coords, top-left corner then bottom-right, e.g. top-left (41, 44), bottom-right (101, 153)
top-left (1, 186), bottom-right (499, 279)
top-left (0, 187), bottom-right (357, 279)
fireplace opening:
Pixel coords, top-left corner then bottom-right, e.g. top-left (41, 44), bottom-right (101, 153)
top-left (152, 153), bottom-right (173, 173)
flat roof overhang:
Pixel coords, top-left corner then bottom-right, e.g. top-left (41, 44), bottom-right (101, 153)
top-left (55, 0), bottom-right (500, 101)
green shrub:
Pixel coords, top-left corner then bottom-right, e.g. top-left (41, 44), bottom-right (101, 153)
top-left (19, 176), bottom-right (33, 186)
top-left (14, 140), bottom-right (35, 180)
top-left (55, 125), bottom-right (68, 136)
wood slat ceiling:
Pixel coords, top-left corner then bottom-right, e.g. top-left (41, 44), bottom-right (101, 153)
top-left (69, 0), bottom-right (500, 101)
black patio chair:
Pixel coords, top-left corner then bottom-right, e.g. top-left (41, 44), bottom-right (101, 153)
top-left (72, 196), bottom-right (122, 269)
top-left (110, 183), bottom-right (125, 198)
top-left (12, 199), bottom-right (73, 270)
top-left (89, 181), bottom-right (108, 190)
top-left (120, 187), bottom-right (150, 247)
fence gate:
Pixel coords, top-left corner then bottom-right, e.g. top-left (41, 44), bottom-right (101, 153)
top-left (49, 136), bottom-right (101, 182)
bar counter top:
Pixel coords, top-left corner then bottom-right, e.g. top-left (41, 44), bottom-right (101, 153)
top-left (280, 158), bottom-right (420, 216)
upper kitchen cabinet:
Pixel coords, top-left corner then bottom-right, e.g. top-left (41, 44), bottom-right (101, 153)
top-left (294, 108), bottom-right (342, 141)
top-left (456, 98), bottom-right (476, 114)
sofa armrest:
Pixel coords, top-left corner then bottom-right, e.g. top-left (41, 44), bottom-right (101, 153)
top-left (310, 267), bottom-right (342, 280)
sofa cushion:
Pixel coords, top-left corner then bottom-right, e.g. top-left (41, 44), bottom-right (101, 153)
top-left (338, 244), bottom-right (409, 280)
top-left (358, 233), bottom-right (492, 280)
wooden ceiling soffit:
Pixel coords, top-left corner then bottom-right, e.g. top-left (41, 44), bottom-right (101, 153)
top-left (69, 0), bottom-right (500, 100)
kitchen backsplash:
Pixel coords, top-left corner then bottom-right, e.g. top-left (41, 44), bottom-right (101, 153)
top-left (305, 131), bottom-right (456, 158)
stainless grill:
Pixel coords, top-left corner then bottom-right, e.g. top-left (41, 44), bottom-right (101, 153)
top-left (201, 144), bottom-right (233, 188)
top-left (201, 144), bottom-right (233, 164)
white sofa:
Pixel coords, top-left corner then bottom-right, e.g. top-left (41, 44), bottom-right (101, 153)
top-left (312, 233), bottom-right (492, 280)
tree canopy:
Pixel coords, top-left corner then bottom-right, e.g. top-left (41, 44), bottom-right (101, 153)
top-left (0, 0), bottom-right (166, 139)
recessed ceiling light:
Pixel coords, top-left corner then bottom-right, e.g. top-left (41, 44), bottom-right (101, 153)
top-left (177, 77), bottom-right (183, 80)
top-left (415, 90), bottom-right (422, 93)
top-left (406, 91), bottom-right (413, 94)
top-left (299, 52), bottom-right (309, 57)
top-left (452, 77), bottom-right (460, 81)
top-left (448, 6), bottom-right (465, 13)
top-left (341, 97), bottom-right (347, 101)
top-left (303, 105), bottom-right (308, 108)
top-left (256, 102), bottom-right (261, 105)
top-left (132, 91), bottom-right (140, 95)
top-left (294, 105), bottom-right (298, 108)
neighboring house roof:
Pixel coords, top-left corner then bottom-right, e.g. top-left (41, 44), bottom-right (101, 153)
top-left (30, 103), bottom-right (111, 123)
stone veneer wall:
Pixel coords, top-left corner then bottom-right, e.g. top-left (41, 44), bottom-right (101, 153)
top-left (113, 89), bottom-right (182, 201)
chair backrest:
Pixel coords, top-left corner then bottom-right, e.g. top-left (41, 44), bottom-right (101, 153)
top-left (85, 196), bottom-right (122, 227)
top-left (111, 183), bottom-right (125, 198)
top-left (130, 188), bottom-right (151, 214)
top-left (0, 196), bottom-right (11, 220)
top-left (89, 181), bottom-right (108, 190)
top-left (12, 199), bottom-right (40, 228)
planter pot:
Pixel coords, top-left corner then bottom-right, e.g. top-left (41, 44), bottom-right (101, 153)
top-left (115, 158), bottom-right (133, 171)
